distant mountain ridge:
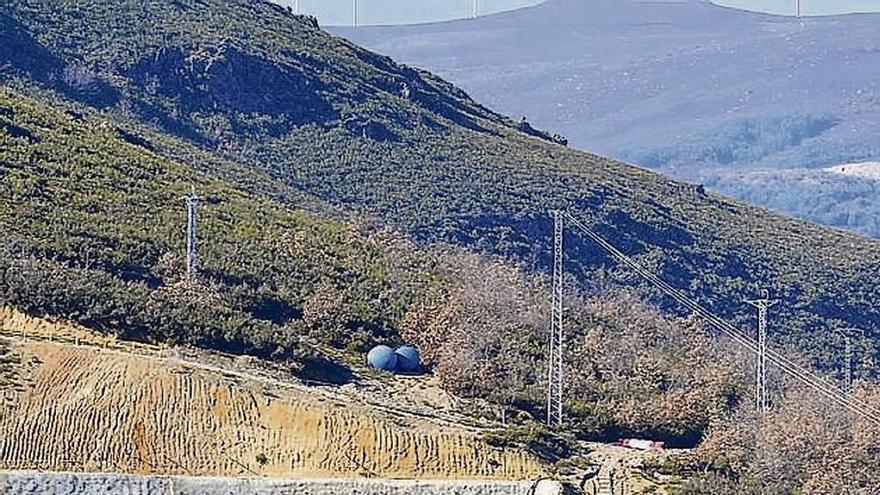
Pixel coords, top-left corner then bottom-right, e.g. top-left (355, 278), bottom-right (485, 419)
top-left (268, 0), bottom-right (545, 27)
top-left (334, 0), bottom-right (880, 236)
top-left (713, 0), bottom-right (880, 16)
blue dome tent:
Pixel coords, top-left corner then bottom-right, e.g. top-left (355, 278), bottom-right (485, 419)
top-left (367, 345), bottom-right (398, 371)
top-left (395, 346), bottom-right (421, 373)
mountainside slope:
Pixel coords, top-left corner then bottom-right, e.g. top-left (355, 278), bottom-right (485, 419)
top-left (0, 83), bottom-right (449, 374)
top-left (3, 0), bottom-right (880, 369)
top-left (1, 0), bottom-right (519, 148)
top-left (4, 3), bottom-right (880, 492)
top-left (334, 0), bottom-right (880, 236)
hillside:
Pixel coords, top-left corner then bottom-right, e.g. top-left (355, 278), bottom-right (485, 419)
top-left (0, 83), bottom-right (453, 379)
top-left (335, 0), bottom-right (880, 236)
top-left (0, 77), bottom-right (752, 461)
top-left (3, 0), bottom-right (880, 371)
top-left (2, 2), bottom-right (880, 491)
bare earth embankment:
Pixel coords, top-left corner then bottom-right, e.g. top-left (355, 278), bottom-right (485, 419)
top-left (0, 307), bottom-right (542, 483)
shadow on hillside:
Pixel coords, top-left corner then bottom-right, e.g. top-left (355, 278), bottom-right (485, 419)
top-left (296, 355), bottom-right (356, 386)
top-left (0, 13), bottom-right (62, 81)
top-left (0, 13), bottom-right (119, 108)
top-left (125, 44), bottom-right (337, 143)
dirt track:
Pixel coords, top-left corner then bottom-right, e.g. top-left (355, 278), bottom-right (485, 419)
top-left (0, 308), bottom-right (542, 480)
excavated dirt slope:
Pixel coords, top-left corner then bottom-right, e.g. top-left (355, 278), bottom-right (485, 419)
top-left (0, 307), bottom-right (542, 480)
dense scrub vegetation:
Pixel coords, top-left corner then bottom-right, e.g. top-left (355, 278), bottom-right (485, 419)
top-left (4, 0), bottom-right (879, 375)
top-left (401, 251), bottom-right (749, 446)
top-left (405, 249), bottom-right (880, 494)
top-left (0, 86), bottom-right (444, 371)
top-left (670, 384), bottom-right (880, 494)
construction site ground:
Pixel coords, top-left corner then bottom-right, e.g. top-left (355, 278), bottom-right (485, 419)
top-left (0, 306), bottom-right (542, 480)
top-left (0, 306), bottom-right (686, 493)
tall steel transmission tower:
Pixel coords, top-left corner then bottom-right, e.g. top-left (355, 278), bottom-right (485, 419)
top-left (837, 328), bottom-right (856, 395)
top-left (796, 0), bottom-right (806, 27)
top-left (546, 210), bottom-right (564, 427)
top-left (747, 290), bottom-right (779, 413)
top-left (182, 187), bottom-right (203, 279)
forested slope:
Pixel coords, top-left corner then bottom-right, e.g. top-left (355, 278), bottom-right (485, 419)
top-left (2, 0), bottom-right (880, 369)
top-left (0, 85), bottom-right (446, 372)
top-left (2, 3), bottom-right (880, 492)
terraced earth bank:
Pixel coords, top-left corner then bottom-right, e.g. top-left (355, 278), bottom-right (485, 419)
top-left (0, 308), bottom-right (541, 481)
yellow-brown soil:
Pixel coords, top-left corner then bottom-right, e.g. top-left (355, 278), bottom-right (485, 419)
top-left (0, 308), bottom-right (542, 480)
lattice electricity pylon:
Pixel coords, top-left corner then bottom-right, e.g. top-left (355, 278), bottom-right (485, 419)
top-left (837, 328), bottom-right (857, 396)
top-left (465, 0), bottom-right (480, 19)
top-left (546, 210), bottom-right (564, 427)
top-left (182, 187), bottom-right (203, 278)
top-left (746, 290), bottom-right (779, 414)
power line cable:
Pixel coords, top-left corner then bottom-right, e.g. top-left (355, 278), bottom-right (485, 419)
top-left (563, 211), bottom-right (880, 426)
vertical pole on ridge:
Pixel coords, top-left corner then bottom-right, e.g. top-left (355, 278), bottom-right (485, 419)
top-left (353, 0), bottom-right (358, 27)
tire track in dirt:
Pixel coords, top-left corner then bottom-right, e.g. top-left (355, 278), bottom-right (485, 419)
top-left (0, 308), bottom-right (544, 480)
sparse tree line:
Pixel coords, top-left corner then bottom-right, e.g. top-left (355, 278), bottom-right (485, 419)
top-left (672, 382), bottom-right (880, 494)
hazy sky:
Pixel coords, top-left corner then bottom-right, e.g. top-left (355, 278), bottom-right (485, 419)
top-left (273, 0), bottom-right (543, 26)
top-left (713, 0), bottom-right (880, 16)
top-left (278, 0), bottom-right (880, 26)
